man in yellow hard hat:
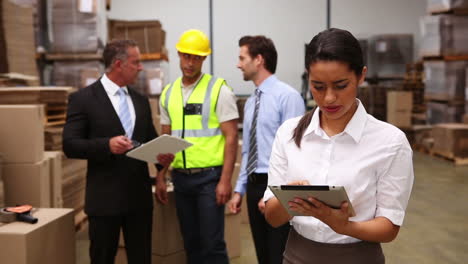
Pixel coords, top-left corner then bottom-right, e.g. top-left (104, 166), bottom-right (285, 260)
top-left (156, 29), bottom-right (239, 264)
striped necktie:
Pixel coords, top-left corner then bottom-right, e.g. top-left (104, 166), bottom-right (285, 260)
top-left (246, 88), bottom-right (261, 176)
top-left (117, 88), bottom-right (133, 138)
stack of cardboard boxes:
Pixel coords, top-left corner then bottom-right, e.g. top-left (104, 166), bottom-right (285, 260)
top-left (0, 105), bottom-right (50, 207)
top-left (0, 208), bottom-right (76, 264)
top-left (414, 0), bottom-right (468, 160)
top-left (0, 87), bottom-right (87, 215)
top-left (1, 0), bottom-right (39, 83)
top-left (47, 0), bottom-right (104, 89)
top-left (49, 0), bottom-right (101, 53)
top-left (420, 0), bottom-right (468, 124)
top-left (0, 0), bottom-right (7, 74)
top-left (108, 19), bottom-right (168, 97)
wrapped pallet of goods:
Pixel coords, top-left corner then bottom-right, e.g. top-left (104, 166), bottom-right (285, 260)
top-left (426, 0), bottom-right (468, 13)
top-left (420, 15), bottom-right (468, 57)
top-left (368, 34), bottom-right (413, 78)
top-left (432, 123), bottom-right (468, 164)
top-left (51, 60), bottom-right (103, 89)
top-left (427, 101), bottom-right (465, 123)
top-left (133, 60), bottom-right (169, 96)
top-left (48, 0), bottom-right (102, 53)
top-left (424, 60), bottom-right (467, 101)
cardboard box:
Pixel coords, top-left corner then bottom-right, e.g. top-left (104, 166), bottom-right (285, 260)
top-left (149, 97), bottom-right (162, 135)
top-left (0, 181), bottom-right (4, 208)
top-left (236, 140), bottom-right (243, 164)
top-left (44, 151), bottom-right (63, 207)
top-left (0, 105), bottom-right (45, 163)
top-left (152, 190), bottom-right (185, 256)
top-left (432, 123), bottom-right (468, 158)
top-left (115, 246), bottom-right (126, 264)
top-left (3, 157), bottom-right (50, 207)
top-left (45, 127), bottom-right (64, 151)
top-left (225, 213), bottom-right (241, 259)
top-left (0, 208), bottom-right (75, 264)
top-left (387, 91), bottom-right (413, 128)
top-left (153, 251), bottom-right (186, 264)
top-left (108, 20), bottom-right (165, 54)
top-left (80, 67), bottom-right (101, 88)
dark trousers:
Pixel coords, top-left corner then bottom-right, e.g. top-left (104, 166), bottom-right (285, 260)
top-left (247, 174), bottom-right (291, 264)
top-left (172, 167), bottom-right (229, 264)
top-left (88, 210), bottom-right (153, 264)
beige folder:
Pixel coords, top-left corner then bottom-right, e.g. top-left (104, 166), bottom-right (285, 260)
top-left (126, 135), bottom-right (192, 163)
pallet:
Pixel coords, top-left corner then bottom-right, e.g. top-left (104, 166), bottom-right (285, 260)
top-left (430, 8), bottom-right (468, 15)
top-left (430, 150), bottom-right (468, 166)
top-left (74, 209), bottom-right (88, 232)
top-left (422, 55), bottom-right (468, 61)
top-left (45, 104), bottom-right (67, 127)
top-left (424, 94), bottom-right (466, 103)
top-left (412, 144), bottom-right (431, 155)
top-left (45, 53), bottom-right (102, 61)
top-left (140, 52), bottom-right (168, 61)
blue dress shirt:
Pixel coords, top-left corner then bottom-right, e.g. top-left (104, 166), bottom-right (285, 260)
top-left (234, 75), bottom-right (305, 195)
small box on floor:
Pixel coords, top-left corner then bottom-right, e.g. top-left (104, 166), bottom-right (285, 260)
top-left (3, 157), bottom-right (51, 207)
top-left (432, 123), bottom-right (468, 158)
top-left (0, 208), bottom-right (75, 264)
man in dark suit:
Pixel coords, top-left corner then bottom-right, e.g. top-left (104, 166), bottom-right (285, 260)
top-left (63, 39), bottom-right (173, 264)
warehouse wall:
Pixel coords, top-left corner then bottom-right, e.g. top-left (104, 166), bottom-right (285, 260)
top-left (108, 0), bottom-right (426, 95)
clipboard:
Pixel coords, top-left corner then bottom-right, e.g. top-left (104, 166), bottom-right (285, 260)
top-left (126, 135), bottom-right (193, 163)
top-left (268, 185), bottom-right (355, 217)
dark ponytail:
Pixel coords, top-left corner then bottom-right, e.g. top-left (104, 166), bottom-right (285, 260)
top-left (292, 107), bottom-right (316, 147)
top-left (292, 28), bottom-right (364, 148)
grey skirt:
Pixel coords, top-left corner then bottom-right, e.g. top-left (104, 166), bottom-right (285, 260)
top-left (283, 227), bottom-right (385, 264)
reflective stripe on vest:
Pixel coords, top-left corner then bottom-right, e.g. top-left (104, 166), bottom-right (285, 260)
top-left (161, 74), bottom-right (226, 168)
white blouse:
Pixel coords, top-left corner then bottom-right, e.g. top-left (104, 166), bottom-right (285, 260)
top-left (264, 100), bottom-right (414, 244)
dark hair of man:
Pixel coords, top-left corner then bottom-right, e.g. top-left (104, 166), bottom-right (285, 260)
top-left (292, 28), bottom-right (364, 147)
top-left (103, 39), bottom-right (138, 69)
top-left (238, 35), bottom-right (277, 74)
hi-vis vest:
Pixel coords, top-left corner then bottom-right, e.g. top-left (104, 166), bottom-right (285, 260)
top-left (160, 74), bottom-right (227, 169)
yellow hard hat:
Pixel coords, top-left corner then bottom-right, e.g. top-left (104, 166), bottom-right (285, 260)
top-left (176, 29), bottom-right (211, 56)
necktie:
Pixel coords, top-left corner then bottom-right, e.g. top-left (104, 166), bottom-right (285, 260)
top-left (246, 88), bottom-right (261, 176)
top-left (117, 88), bottom-right (133, 138)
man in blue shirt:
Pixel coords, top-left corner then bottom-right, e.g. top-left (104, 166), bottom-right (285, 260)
top-left (228, 35), bottom-right (305, 264)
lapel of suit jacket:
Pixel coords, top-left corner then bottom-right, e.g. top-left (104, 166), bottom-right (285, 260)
top-left (93, 80), bottom-right (126, 134)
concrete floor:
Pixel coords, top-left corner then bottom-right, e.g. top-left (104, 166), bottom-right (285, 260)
top-left (76, 152), bottom-right (468, 263)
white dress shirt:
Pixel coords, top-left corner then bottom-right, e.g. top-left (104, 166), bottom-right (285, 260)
top-left (264, 100), bottom-right (414, 244)
top-left (100, 74), bottom-right (136, 135)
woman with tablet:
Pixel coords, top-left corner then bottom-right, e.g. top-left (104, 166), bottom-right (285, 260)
top-left (263, 28), bottom-right (414, 264)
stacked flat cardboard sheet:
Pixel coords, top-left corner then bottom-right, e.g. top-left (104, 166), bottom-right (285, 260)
top-left (1, 0), bottom-right (39, 80)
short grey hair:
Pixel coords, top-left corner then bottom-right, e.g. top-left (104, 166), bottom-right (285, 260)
top-left (103, 39), bottom-right (138, 69)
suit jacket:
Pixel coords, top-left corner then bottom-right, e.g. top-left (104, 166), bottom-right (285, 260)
top-left (63, 80), bottom-right (157, 216)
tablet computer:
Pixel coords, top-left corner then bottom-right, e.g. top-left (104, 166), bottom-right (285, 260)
top-left (268, 185), bottom-right (355, 217)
